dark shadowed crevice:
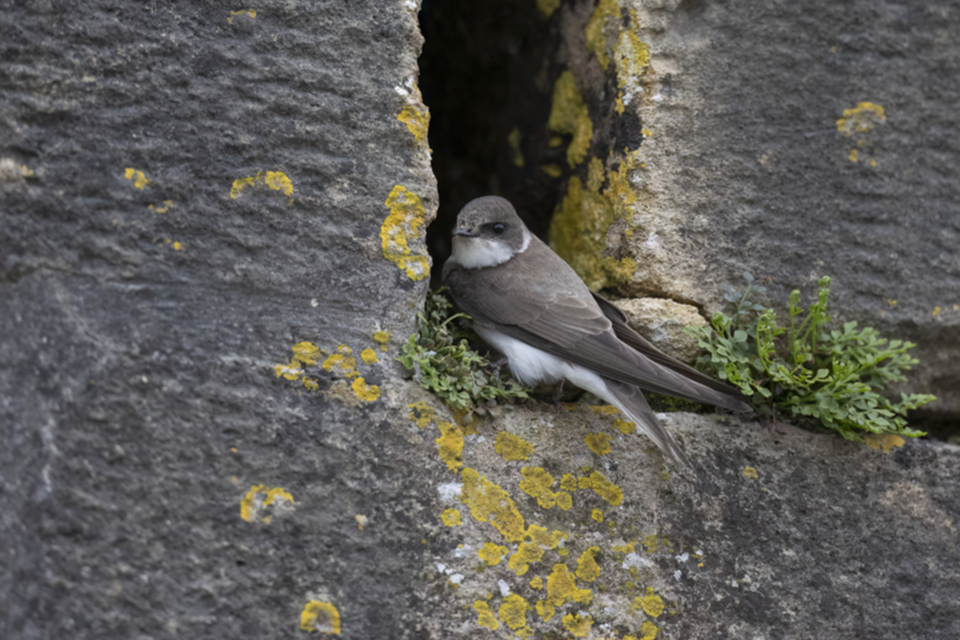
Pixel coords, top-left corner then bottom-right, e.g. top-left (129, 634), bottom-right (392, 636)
top-left (418, 0), bottom-right (567, 279)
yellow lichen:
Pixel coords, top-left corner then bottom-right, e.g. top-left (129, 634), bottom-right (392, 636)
top-left (560, 473), bottom-right (579, 492)
top-left (300, 600), bottom-right (340, 634)
top-left (849, 149), bottom-right (859, 162)
top-left (526, 525), bottom-right (566, 549)
top-left (576, 546), bottom-right (601, 582)
top-left (536, 0), bottom-right (561, 18)
top-left (124, 168), bottom-right (151, 189)
top-left (585, 432), bottom-right (611, 455)
top-left (240, 485), bottom-right (295, 523)
top-left (613, 418), bottom-right (636, 434)
top-left (381, 185), bottom-right (431, 281)
top-left (360, 348), bottom-right (379, 365)
top-left (529, 576), bottom-right (543, 589)
top-left (865, 434), bottom-right (906, 453)
top-left (293, 342), bottom-right (321, 366)
top-left (591, 509), bottom-right (603, 523)
top-left (441, 508), bottom-right (461, 527)
top-left (227, 9), bottom-right (256, 23)
top-left (374, 330), bottom-right (390, 351)
top-left (508, 541), bottom-right (545, 576)
top-left (474, 601), bottom-right (499, 630)
top-left (230, 170), bottom-right (293, 199)
top-left (642, 534), bottom-right (658, 553)
top-left (589, 405), bottom-right (620, 415)
top-left (541, 163), bottom-right (563, 178)
top-left (547, 71), bottom-right (594, 168)
top-left (638, 587), bottom-right (664, 617)
top-left (507, 126), bottom-right (525, 167)
top-left (323, 351), bottom-right (358, 378)
top-left (398, 105), bottom-right (431, 148)
top-left (498, 594), bottom-right (531, 631)
top-left (742, 467), bottom-right (759, 479)
top-left (148, 200), bottom-right (173, 213)
top-left (407, 401), bottom-right (434, 429)
top-left (351, 377), bottom-right (380, 402)
top-left (436, 421), bottom-right (464, 471)
top-left (615, 29), bottom-right (650, 89)
top-left (585, 0), bottom-right (621, 70)
top-left (495, 432), bottom-right (535, 461)
top-left (562, 612), bottom-right (594, 637)
top-left (579, 470), bottom-right (623, 506)
top-left (479, 542), bottom-right (508, 566)
top-left (520, 467), bottom-right (573, 511)
top-left (460, 468), bottom-right (527, 543)
top-left (837, 102), bottom-right (886, 136)
top-left (549, 147), bottom-right (644, 288)
top-left (539, 563), bottom-right (592, 621)
top-left (303, 378), bottom-right (319, 391)
top-left (640, 620), bottom-right (659, 640)
top-left (641, 128), bottom-right (652, 137)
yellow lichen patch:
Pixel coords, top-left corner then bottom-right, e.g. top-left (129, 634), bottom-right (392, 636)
top-left (529, 576), bottom-right (543, 590)
top-left (441, 508), bottom-right (461, 527)
top-left (240, 485), bottom-right (295, 523)
top-left (124, 168), bottom-right (151, 189)
top-left (536, 0), bottom-right (560, 18)
top-left (541, 163), bottom-right (563, 178)
top-left (585, 0), bottom-right (621, 70)
top-left (460, 468), bottom-right (527, 542)
top-left (613, 418), bottom-right (636, 434)
top-left (495, 431), bottom-right (535, 461)
top-left (398, 105), bottom-right (431, 148)
top-left (642, 534), bottom-right (658, 553)
top-left (303, 378), bottom-right (319, 391)
top-left (381, 185), bottom-right (431, 281)
top-left (837, 102), bottom-right (886, 136)
top-left (547, 71), bottom-right (594, 168)
top-left (300, 600), bottom-right (340, 634)
top-left (579, 470), bottom-right (623, 506)
top-left (520, 468), bottom-right (574, 511)
top-left (407, 401), bottom-right (435, 429)
top-left (560, 473), bottom-right (579, 492)
top-left (848, 149), bottom-right (859, 162)
top-left (591, 509), bottom-right (603, 523)
top-left (171, 241), bottom-right (183, 250)
top-left (474, 601), bottom-right (499, 630)
top-left (615, 29), bottom-right (650, 89)
top-left (148, 200), bottom-right (173, 213)
top-left (589, 405), bottom-right (621, 416)
top-left (562, 613), bottom-right (594, 637)
top-left (637, 587), bottom-right (664, 617)
top-left (507, 127), bottom-right (525, 167)
top-left (641, 128), bottom-right (652, 137)
top-left (479, 542), bottom-right (508, 566)
top-left (508, 541), bottom-right (545, 576)
top-left (526, 525), bottom-right (566, 549)
top-left (374, 330), bottom-right (390, 351)
top-left (865, 433), bottom-right (906, 454)
top-left (293, 342), bottom-right (321, 366)
top-left (351, 377), bottom-right (380, 402)
top-left (230, 170), bottom-right (293, 199)
top-left (585, 432), bottom-right (611, 455)
top-left (360, 348), bottom-right (379, 365)
top-left (539, 563), bottom-right (592, 621)
top-left (576, 546), bottom-right (601, 582)
top-left (498, 594), bottom-right (531, 632)
top-left (227, 9), bottom-right (256, 23)
top-left (436, 421), bottom-right (464, 471)
top-left (742, 467), bottom-right (759, 479)
top-left (640, 620), bottom-right (659, 640)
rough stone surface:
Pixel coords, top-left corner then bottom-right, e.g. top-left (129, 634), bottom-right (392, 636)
top-left (4, 1), bottom-right (960, 639)
top-left (615, 297), bottom-right (707, 364)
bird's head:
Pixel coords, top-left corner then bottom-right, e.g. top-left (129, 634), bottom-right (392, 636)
top-left (450, 196), bottom-right (531, 269)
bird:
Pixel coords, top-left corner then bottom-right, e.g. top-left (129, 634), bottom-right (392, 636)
top-left (441, 196), bottom-right (752, 467)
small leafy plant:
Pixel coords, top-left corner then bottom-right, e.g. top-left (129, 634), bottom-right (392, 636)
top-left (684, 274), bottom-right (935, 440)
top-left (397, 290), bottom-right (528, 413)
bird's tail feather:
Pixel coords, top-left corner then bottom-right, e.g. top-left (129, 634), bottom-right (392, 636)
top-left (605, 380), bottom-right (692, 468)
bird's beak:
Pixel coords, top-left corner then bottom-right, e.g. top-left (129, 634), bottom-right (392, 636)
top-left (453, 229), bottom-right (478, 238)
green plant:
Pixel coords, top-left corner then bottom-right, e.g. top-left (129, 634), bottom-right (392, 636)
top-left (684, 273), bottom-right (935, 440)
top-left (397, 289), bottom-right (528, 412)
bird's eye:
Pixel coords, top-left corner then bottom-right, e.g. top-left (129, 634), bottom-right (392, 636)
top-left (492, 223), bottom-right (506, 235)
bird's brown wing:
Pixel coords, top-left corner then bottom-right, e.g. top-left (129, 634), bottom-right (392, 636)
top-left (444, 236), bottom-right (750, 410)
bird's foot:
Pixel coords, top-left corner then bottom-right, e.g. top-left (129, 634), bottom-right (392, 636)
top-left (489, 357), bottom-right (509, 384)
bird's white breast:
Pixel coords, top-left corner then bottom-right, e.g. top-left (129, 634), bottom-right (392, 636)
top-left (449, 229), bottom-right (532, 269)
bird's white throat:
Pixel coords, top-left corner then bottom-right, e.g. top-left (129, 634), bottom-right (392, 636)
top-left (450, 228), bottom-right (531, 269)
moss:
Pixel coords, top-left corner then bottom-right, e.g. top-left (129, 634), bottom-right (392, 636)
top-left (547, 71), bottom-right (593, 168)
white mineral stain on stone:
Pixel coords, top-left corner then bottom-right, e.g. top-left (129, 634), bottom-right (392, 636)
top-left (498, 579), bottom-right (511, 596)
top-left (437, 482), bottom-right (462, 502)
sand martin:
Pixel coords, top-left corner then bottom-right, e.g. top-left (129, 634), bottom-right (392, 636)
top-left (442, 196), bottom-right (751, 466)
